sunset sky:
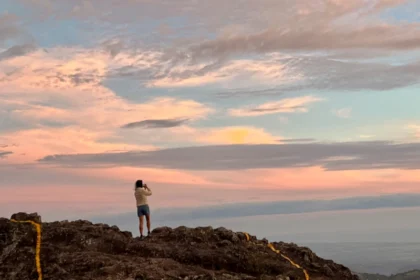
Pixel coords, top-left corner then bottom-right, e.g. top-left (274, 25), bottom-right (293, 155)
top-left (1, 0), bottom-right (420, 225)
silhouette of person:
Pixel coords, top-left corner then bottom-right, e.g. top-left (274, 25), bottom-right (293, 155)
top-left (134, 179), bottom-right (152, 238)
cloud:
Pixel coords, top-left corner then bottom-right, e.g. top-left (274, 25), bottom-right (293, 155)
top-left (15, 2), bottom-right (415, 92)
top-left (359, 135), bottom-right (374, 139)
top-left (333, 107), bottom-right (352, 118)
top-left (196, 126), bottom-right (280, 145)
top-left (90, 193), bottom-right (420, 224)
top-left (3, 42), bottom-right (418, 100)
top-left (121, 118), bottom-right (189, 129)
top-left (0, 151), bottom-right (12, 158)
top-left (188, 21), bottom-right (420, 60)
top-left (146, 58), bottom-right (300, 88)
top-left (0, 126), bottom-right (156, 163)
top-left (150, 193), bottom-right (420, 221)
top-left (101, 38), bottom-right (124, 58)
top-left (218, 57), bottom-right (420, 97)
top-left (406, 124), bottom-right (420, 138)
top-left (0, 44), bottom-right (37, 61)
top-left (0, 46), bottom-right (216, 163)
top-left (229, 96), bottom-right (323, 117)
top-left (38, 140), bottom-right (420, 171)
top-left (280, 138), bottom-right (316, 143)
top-left (17, 0), bottom-right (410, 33)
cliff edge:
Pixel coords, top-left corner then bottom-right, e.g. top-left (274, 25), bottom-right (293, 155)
top-left (0, 212), bottom-right (359, 280)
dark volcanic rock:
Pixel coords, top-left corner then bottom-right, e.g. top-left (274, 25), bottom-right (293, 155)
top-left (0, 212), bottom-right (360, 280)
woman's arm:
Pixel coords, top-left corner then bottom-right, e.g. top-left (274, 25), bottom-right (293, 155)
top-left (143, 184), bottom-right (152, 196)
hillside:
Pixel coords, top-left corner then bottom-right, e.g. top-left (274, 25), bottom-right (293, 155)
top-left (1, 212), bottom-right (359, 280)
top-left (358, 270), bottom-right (420, 280)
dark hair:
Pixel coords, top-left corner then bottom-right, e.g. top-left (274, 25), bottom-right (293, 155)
top-left (135, 180), bottom-right (143, 189)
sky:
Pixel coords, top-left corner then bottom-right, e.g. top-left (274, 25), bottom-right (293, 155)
top-left (1, 0), bottom-right (420, 238)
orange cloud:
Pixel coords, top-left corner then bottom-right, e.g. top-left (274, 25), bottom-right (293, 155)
top-left (0, 127), bottom-right (156, 164)
top-left (196, 126), bottom-right (281, 144)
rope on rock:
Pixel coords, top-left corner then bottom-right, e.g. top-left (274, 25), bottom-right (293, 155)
top-left (243, 232), bottom-right (310, 280)
top-left (10, 219), bottom-right (43, 280)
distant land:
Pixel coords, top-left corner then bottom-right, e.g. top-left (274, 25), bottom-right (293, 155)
top-left (358, 270), bottom-right (420, 280)
top-left (302, 243), bottom-right (420, 276)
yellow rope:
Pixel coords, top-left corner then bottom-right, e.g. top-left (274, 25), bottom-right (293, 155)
top-left (243, 232), bottom-right (310, 280)
top-left (10, 219), bottom-right (43, 280)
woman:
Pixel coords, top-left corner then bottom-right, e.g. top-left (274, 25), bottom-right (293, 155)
top-left (134, 179), bottom-right (152, 238)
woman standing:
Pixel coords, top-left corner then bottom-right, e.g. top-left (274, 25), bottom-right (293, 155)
top-left (134, 179), bottom-right (152, 238)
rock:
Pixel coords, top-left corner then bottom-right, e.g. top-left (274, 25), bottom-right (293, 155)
top-left (0, 212), bottom-right (360, 280)
top-left (10, 212), bottom-right (42, 223)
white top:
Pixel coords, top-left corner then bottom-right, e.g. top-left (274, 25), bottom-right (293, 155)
top-left (134, 187), bottom-right (152, 206)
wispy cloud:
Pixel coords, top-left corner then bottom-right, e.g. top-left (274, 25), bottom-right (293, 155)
top-left (229, 96), bottom-right (323, 117)
top-left (39, 140), bottom-right (420, 171)
top-left (0, 151), bottom-right (12, 158)
top-left (280, 138), bottom-right (316, 143)
top-left (146, 58), bottom-right (299, 88)
top-left (88, 193), bottom-right (420, 227)
top-left (333, 107), bottom-right (352, 118)
top-left (121, 118), bottom-right (189, 129)
top-left (359, 135), bottom-right (374, 139)
top-left (189, 25), bottom-right (420, 61)
top-left (149, 193), bottom-right (420, 222)
top-left (0, 44), bottom-right (37, 61)
top-left (217, 57), bottom-right (420, 98)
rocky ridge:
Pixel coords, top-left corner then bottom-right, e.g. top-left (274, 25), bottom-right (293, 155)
top-left (0, 212), bottom-right (360, 280)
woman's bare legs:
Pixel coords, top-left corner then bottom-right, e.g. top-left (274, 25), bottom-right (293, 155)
top-left (145, 214), bottom-right (151, 235)
top-left (139, 216), bottom-right (144, 237)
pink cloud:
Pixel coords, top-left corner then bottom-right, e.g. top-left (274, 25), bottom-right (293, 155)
top-left (193, 166), bottom-right (420, 194)
top-left (69, 166), bottom-right (213, 187)
top-left (0, 47), bottom-right (216, 164)
top-left (229, 96), bottom-right (323, 117)
top-left (0, 48), bottom-right (213, 130)
top-left (2, 165), bottom-right (419, 221)
top-left (0, 127), bottom-right (155, 163)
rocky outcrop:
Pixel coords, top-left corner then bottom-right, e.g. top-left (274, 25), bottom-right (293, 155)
top-left (0, 212), bottom-right (359, 280)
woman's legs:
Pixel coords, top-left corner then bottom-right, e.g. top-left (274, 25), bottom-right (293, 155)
top-left (145, 214), bottom-right (151, 234)
top-left (139, 215), bottom-right (144, 236)
top-left (137, 205), bottom-right (151, 237)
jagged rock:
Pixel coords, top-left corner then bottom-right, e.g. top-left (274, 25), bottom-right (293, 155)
top-left (0, 212), bottom-right (360, 280)
top-left (10, 212), bottom-right (42, 223)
